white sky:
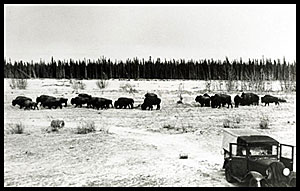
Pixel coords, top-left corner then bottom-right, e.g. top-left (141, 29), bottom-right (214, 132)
top-left (4, 4), bottom-right (296, 62)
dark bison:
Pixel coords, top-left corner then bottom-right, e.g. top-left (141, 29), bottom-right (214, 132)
top-left (71, 96), bottom-right (90, 108)
top-left (195, 93), bottom-right (210, 107)
top-left (57, 97), bottom-right (68, 107)
top-left (141, 96), bottom-right (161, 110)
top-left (240, 92), bottom-right (259, 106)
top-left (210, 94), bottom-right (233, 108)
top-left (261, 95), bottom-right (285, 106)
top-left (234, 95), bottom-right (242, 108)
top-left (23, 100), bottom-right (39, 110)
top-left (89, 97), bottom-right (107, 110)
top-left (145, 93), bottom-right (158, 98)
top-left (12, 96), bottom-right (32, 109)
top-left (42, 97), bottom-right (63, 109)
top-left (36, 95), bottom-right (56, 106)
top-left (78, 93), bottom-right (92, 99)
top-left (114, 97), bottom-right (134, 109)
top-left (102, 98), bottom-right (113, 109)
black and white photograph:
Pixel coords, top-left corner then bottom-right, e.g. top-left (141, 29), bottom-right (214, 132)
top-left (4, 4), bottom-right (296, 187)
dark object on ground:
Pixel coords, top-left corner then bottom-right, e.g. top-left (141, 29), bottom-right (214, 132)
top-left (179, 154), bottom-right (188, 159)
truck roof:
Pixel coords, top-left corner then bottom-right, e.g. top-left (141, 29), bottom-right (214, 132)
top-left (222, 129), bottom-right (278, 151)
top-left (238, 135), bottom-right (279, 145)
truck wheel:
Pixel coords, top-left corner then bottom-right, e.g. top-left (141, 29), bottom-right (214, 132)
top-left (289, 178), bottom-right (296, 187)
top-left (249, 178), bottom-right (260, 187)
top-left (225, 163), bottom-right (236, 183)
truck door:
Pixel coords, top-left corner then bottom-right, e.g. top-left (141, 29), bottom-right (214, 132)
top-left (280, 144), bottom-right (295, 171)
top-left (230, 143), bottom-right (247, 178)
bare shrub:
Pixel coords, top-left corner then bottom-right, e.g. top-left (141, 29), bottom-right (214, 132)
top-left (223, 119), bottom-right (230, 128)
top-left (6, 122), bottom-right (25, 134)
top-left (177, 83), bottom-right (184, 103)
top-left (280, 80), bottom-right (296, 92)
top-left (9, 79), bottom-right (16, 89)
top-left (205, 80), bottom-right (211, 92)
top-left (51, 120), bottom-right (65, 129)
top-left (96, 79), bottom-right (109, 89)
top-left (259, 116), bottom-right (269, 129)
top-left (99, 126), bottom-right (110, 134)
top-left (76, 120), bottom-right (96, 134)
top-left (71, 80), bottom-right (86, 92)
top-left (9, 79), bottom-right (28, 89)
top-left (223, 117), bottom-right (240, 129)
top-left (235, 116), bottom-right (241, 124)
top-left (120, 83), bottom-right (138, 94)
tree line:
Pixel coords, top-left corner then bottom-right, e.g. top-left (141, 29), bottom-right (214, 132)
top-left (4, 56), bottom-right (296, 81)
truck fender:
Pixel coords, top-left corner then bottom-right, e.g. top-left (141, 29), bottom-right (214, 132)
top-left (244, 171), bottom-right (265, 182)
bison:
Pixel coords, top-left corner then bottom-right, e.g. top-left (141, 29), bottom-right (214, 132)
top-left (78, 93), bottom-right (92, 99)
top-left (210, 94), bottom-right (233, 108)
top-left (89, 97), bottom-right (107, 110)
top-left (42, 97), bottom-right (63, 109)
top-left (12, 96), bottom-right (32, 109)
top-left (195, 93), bottom-right (210, 107)
top-left (23, 100), bottom-right (39, 110)
top-left (261, 95), bottom-right (285, 106)
top-left (240, 92), bottom-right (259, 106)
top-left (57, 97), bottom-right (68, 107)
top-left (36, 95), bottom-right (56, 107)
top-left (234, 95), bottom-right (242, 108)
top-left (114, 97), bottom-right (134, 109)
top-left (102, 98), bottom-right (113, 109)
top-left (145, 93), bottom-right (158, 98)
top-left (141, 96), bottom-right (161, 110)
top-left (71, 96), bottom-right (90, 108)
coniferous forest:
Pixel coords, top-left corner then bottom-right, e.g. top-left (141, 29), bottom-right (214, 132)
top-left (4, 56), bottom-right (296, 81)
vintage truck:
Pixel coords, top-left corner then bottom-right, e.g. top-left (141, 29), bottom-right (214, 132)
top-left (222, 129), bottom-right (296, 187)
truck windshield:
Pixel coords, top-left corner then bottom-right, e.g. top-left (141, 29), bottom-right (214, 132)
top-left (249, 145), bottom-right (278, 156)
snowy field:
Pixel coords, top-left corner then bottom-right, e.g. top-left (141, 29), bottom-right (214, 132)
top-left (4, 79), bottom-right (296, 187)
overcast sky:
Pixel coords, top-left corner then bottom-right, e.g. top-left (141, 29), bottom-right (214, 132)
top-left (4, 4), bottom-right (296, 62)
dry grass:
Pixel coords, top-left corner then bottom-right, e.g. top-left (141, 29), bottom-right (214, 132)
top-left (4, 79), bottom-right (296, 187)
top-left (5, 122), bottom-right (25, 134)
top-left (70, 80), bottom-right (86, 91)
top-left (120, 83), bottom-right (138, 94)
top-left (9, 79), bottom-right (28, 89)
top-left (75, 120), bottom-right (96, 134)
top-left (96, 79), bottom-right (109, 89)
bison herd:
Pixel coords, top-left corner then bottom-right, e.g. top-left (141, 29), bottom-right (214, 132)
top-left (195, 93), bottom-right (286, 108)
top-left (11, 92), bottom-right (286, 111)
top-left (11, 93), bottom-right (161, 111)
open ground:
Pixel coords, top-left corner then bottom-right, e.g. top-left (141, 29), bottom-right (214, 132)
top-left (4, 79), bottom-right (296, 187)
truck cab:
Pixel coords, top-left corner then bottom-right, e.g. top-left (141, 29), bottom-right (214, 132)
top-left (222, 129), bottom-right (296, 187)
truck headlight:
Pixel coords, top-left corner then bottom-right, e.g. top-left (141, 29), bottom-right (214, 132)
top-left (283, 168), bottom-right (290, 176)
